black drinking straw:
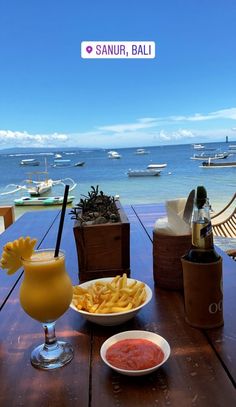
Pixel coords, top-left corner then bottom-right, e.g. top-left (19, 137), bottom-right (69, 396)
top-left (54, 184), bottom-right (70, 257)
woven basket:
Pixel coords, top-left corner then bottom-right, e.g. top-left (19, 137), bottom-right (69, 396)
top-left (153, 231), bottom-right (191, 290)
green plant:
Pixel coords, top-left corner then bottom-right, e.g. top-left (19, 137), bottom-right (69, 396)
top-left (70, 185), bottom-right (120, 225)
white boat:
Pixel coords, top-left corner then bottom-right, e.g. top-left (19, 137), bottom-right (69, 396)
top-left (190, 152), bottom-right (229, 160)
top-left (54, 153), bottom-right (62, 158)
top-left (27, 174), bottom-right (54, 197)
top-left (0, 177), bottom-right (77, 197)
top-left (147, 163), bottom-right (167, 169)
top-left (14, 195), bottom-right (75, 206)
top-left (108, 151), bottom-right (122, 159)
top-left (53, 159), bottom-right (71, 167)
top-left (193, 144), bottom-right (205, 150)
top-left (20, 159), bottom-right (40, 166)
top-left (25, 159), bottom-right (53, 196)
top-left (127, 169), bottom-right (161, 177)
top-left (134, 148), bottom-right (149, 155)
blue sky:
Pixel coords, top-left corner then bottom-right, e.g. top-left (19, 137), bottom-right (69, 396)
top-left (0, 0), bottom-right (236, 149)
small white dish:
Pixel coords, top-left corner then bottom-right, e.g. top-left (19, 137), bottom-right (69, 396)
top-left (100, 330), bottom-right (171, 376)
top-left (70, 277), bottom-right (152, 326)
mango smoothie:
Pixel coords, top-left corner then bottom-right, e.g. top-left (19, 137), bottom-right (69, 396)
top-left (20, 250), bottom-right (73, 323)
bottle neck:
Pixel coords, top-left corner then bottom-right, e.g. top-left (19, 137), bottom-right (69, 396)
top-left (191, 199), bottom-right (214, 250)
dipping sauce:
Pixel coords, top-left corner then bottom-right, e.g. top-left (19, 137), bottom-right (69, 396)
top-left (106, 338), bottom-right (164, 370)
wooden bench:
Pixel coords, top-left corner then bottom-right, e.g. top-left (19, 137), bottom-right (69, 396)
top-left (211, 194), bottom-right (236, 259)
top-left (0, 206), bottom-right (15, 230)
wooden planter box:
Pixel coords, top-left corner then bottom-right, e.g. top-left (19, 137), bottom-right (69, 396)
top-left (73, 201), bottom-right (130, 282)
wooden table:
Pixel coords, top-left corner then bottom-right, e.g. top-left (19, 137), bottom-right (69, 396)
top-left (0, 204), bottom-right (236, 407)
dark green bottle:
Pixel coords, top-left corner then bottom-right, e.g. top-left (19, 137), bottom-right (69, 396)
top-left (186, 186), bottom-right (220, 263)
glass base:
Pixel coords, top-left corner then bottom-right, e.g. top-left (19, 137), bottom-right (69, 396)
top-left (31, 341), bottom-right (74, 370)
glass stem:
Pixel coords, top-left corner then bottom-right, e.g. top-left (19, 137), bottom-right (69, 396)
top-left (42, 322), bottom-right (58, 350)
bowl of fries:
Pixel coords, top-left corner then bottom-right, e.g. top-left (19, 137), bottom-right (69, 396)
top-left (70, 274), bottom-right (152, 326)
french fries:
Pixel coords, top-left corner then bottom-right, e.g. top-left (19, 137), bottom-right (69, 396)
top-left (72, 274), bottom-right (147, 314)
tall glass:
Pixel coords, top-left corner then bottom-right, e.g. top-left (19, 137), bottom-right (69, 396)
top-left (20, 249), bottom-right (73, 370)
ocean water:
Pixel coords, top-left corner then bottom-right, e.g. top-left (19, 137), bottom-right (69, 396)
top-left (0, 142), bottom-right (236, 220)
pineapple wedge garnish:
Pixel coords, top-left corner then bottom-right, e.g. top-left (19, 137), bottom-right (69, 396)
top-left (0, 236), bottom-right (37, 275)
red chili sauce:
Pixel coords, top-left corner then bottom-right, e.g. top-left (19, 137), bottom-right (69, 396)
top-left (106, 338), bottom-right (164, 370)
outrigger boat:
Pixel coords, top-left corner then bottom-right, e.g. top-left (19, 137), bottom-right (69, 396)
top-left (0, 177), bottom-right (77, 197)
top-left (27, 179), bottom-right (53, 196)
top-left (14, 195), bottom-right (75, 206)
top-left (26, 170), bottom-right (53, 196)
top-left (0, 158), bottom-right (77, 197)
top-left (191, 152), bottom-right (229, 160)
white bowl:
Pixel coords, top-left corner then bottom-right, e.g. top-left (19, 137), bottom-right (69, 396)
top-left (100, 330), bottom-right (170, 376)
top-left (70, 277), bottom-right (152, 326)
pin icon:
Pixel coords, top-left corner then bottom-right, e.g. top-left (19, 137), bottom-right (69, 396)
top-left (86, 46), bottom-right (93, 54)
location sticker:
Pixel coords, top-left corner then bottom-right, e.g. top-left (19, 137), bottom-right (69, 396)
top-left (81, 41), bottom-right (156, 59)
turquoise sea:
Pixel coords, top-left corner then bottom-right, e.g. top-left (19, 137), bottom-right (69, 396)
top-left (0, 142), bottom-right (236, 221)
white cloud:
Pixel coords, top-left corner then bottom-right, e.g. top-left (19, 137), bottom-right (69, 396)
top-left (98, 118), bottom-right (159, 133)
top-left (138, 117), bottom-right (158, 123)
top-left (169, 107), bottom-right (236, 122)
top-left (159, 130), bottom-right (171, 141)
top-left (157, 129), bottom-right (195, 142)
top-left (0, 107), bottom-right (236, 149)
top-left (97, 107), bottom-right (236, 135)
top-left (0, 130), bottom-right (68, 147)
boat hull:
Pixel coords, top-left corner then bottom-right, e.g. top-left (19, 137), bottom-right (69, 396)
top-left (74, 161), bottom-right (85, 167)
top-left (20, 160), bottom-right (40, 166)
top-left (28, 180), bottom-right (53, 197)
top-left (29, 186), bottom-right (52, 197)
top-left (127, 169), bottom-right (161, 177)
top-left (147, 164), bottom-right (167, 169)
top-left (53, 159), bottom-right (71, 167)
top-left (200, 161), bottom-right (236, 168)
top-left (14, 196), bottom-right (74, 206)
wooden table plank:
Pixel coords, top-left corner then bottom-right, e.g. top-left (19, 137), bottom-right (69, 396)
top-left (90, 206), bottom-right (236, 406)
top-left (0, 210), bottom-right (60, 309)
top-left (0, 205), bottom-right (236, 407)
